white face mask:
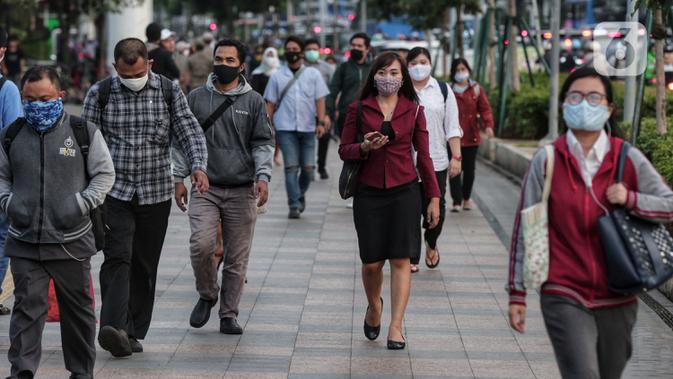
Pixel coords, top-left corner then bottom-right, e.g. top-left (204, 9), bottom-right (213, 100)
top-left (119, 74), bottom-right (149, 92)
top-left (263, 55), bottom-right (280, 69)
top-left (409, 64), bottom-right (432, 81)
top-left (454, 71), bottom-right (470, 83)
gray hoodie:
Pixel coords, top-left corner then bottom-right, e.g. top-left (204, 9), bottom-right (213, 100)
top-left (173, 74), bottom-right (274, 186)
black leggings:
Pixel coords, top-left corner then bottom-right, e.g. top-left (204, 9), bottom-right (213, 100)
top-left (449, 146), bottom-right (479, 206)
top-left (412, 169), bottom-right (447, 264)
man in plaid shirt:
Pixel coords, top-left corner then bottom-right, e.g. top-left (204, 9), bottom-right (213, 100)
top-left (82, 38), bottom-right (208, 358)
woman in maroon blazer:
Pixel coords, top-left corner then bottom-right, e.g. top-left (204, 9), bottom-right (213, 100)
top-left (339, 52), bottom-right (440, 350)
top-left (449, 58), bottom-right (495, 212)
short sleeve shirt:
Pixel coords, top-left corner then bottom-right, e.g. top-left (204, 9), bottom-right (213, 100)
top-left (264, 65), bottom-right (330, 133)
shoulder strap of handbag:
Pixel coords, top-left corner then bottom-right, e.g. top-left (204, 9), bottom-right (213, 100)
top-left (616, 141), bottom-right (631, 183)
top-left (542, 145), bottom-right (555, 202)
top-left (275, 66), bottom-right (306, 110)
top-left (200, 96), bottom-right (240, 132)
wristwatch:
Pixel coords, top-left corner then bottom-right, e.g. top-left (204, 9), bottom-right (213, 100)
top-left (318, 119), bottom-right (327, 126)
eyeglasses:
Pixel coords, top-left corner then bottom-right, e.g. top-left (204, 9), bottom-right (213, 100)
top-left (565, 91), bottom-right (607, 106)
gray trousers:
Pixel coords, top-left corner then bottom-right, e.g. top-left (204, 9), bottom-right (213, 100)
top-left (541, 294), bottom-right (638, 379)
top-left (188, 185), bottom-right (257, 319)
top-left (8, 256), bottom-right (95, 379)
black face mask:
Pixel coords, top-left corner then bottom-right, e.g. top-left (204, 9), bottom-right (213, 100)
top-left (284, 51), bottom-right (301, 64)
top-left (350, 49), bottom-right (364, 62)
top-left (213, 64), bottom-right (241, 84)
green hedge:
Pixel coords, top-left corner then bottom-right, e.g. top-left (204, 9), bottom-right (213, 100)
top-left (488, 74), bottom-right (673, 140)
top-left (635, 118), bottom-right (673, 185)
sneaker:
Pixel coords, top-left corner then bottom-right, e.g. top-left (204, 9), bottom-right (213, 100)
top-left (288, 208), bottom-right (301, 219)
top-left (319, 169), bottom-right (329, 180)
top-left (220, 317), bottom-right (243, 334)
top-left (450, 205), bottom-right (461, 213)
top-left (299, 196), bottom-right (306, 213)
top-left (0, 303), bottom-right (10, 315)
top-left (98, 325), bottom-right (132, 357)
top-left (128, 336), bottom-right (143, 353)
top-left (463, 199), bottom-right (475, 211)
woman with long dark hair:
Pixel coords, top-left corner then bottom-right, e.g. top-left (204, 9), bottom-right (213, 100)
top-left (339, 52), bottom-right (440, 350)
top-left (449, 58), bottom-right (494, 212)
top-left (407, 47), bottom-right (463, 273)
top-left (508, 66), bottom-right (673, 377)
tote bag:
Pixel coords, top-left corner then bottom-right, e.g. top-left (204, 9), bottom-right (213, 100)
top-left (521, 145), bottom-right (555, 289)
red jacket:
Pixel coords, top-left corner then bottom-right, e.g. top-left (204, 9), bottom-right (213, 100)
top-left (452, 81), bottom-right (494, 147)
top-left (508, 135), bottom-right (673, 309)
top-left (338, 95), bottom-right (440, 198)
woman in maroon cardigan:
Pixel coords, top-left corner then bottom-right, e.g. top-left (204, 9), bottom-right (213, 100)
top-left (449, 58), bottom-right (494, 212)
top-left (339, 52), bottom-right (440, 350)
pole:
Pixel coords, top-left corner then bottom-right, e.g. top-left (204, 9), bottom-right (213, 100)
top-left (624, 0), bottom-right (638, 123)
top-left (530, 0), bottom-right (543, 55)
top-left (359, 0), bottom-right (367, 33)
top-left (632, 11), bottom-right (653, 145)
top-left (319, 0), bottom-right (327, 47)
top-left (544, 0), bottom-right (561, 142)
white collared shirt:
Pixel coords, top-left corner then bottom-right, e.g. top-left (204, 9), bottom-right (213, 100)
top-left (415, 77), bottom-right (463, 171)
top-left (566, 129), bottom-right (610, 187)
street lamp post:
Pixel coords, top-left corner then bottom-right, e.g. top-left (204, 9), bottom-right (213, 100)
top-left (544, 0), bottom-right (561, 143)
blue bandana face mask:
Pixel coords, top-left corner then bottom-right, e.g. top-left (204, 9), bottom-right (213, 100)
top-left (23, 98), bottom-right (64, 133)
top-left (562, 100), bottom-right (610, 132)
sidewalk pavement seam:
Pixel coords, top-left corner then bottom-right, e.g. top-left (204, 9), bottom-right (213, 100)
top-left (436, 267), bottom-right (476, 378)
top-left (225, 179), bottom-right (289, 375)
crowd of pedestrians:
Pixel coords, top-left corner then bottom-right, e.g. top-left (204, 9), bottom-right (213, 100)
top-left (1, 19), bottom-right (673, 379)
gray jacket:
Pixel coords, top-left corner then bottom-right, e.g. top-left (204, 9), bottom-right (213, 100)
top-left (0, 113), bottom-right (115, 247)
top-left (173, 74), bottom-right (274, 186)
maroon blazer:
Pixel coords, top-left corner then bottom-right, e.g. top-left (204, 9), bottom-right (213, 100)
top-left (339, 95), bottom-right (440, 198)
top-left (452, 82), bottom-right (494, 147)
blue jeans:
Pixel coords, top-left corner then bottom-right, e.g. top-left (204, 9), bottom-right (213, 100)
top-left (0, 212), bottom-right (9, 296)
top-left (276, 131), bottom-right (316, 210)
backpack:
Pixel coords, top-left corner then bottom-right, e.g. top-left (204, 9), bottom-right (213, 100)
top-left (3, 116), bottom-right (106, 251)
top-left (0, 77), bottom-right (6, 93)
top-left (438, 80), bottom-right (449, 103)
top-left (96, 74), bottom-right (174, 119)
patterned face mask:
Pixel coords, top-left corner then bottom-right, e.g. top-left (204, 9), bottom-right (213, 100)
top-left (23, 98), bottom-right (64, 133)
top-left (374, 75), bottom-right (403, 97)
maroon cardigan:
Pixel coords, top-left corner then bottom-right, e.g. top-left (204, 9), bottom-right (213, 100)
top-left (338, 95), bottom-right (440, 198)
top-left (452, 82), bottom-right (494, 147)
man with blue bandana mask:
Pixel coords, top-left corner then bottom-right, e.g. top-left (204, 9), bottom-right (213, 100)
top-left (0, 66), bottom-right (115, 379)
top-left (0, 26), bottom-right (22, 317)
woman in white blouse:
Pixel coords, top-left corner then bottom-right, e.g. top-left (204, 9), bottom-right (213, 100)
top-left (407, 47), bottom-right (463, 273)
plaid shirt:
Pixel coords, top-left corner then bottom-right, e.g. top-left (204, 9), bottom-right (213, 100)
top-left (82, 73), bottom-right (207, 205)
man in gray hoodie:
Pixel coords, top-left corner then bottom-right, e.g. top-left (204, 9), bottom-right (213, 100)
top-left (173, 39), bottom-right (274, 335)
top-left (0, 66), bottom-right (115, 379)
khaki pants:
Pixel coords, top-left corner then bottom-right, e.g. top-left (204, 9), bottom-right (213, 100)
top-left (188, 185), bottom-right (257, 319)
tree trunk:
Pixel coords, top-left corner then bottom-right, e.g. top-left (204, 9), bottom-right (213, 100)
top-left (456, 0), bottom-right (464, 58)
top-left (442, 7), bottom-right (450, 78)
top-left (655, 7), bottom-right (667, 134)
top-left (508, 0), bottom-right (520, 92)
top-left (487, 0), bottom-right (496, 87)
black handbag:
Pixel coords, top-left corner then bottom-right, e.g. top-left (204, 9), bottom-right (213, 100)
top-left (599, 141), bottom-right (673, 294)
top-left (338, 101), bottom-right (364, 200)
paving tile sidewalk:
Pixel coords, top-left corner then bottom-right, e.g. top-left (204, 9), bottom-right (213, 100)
top-left (0, 142), bottom-right (671, 378)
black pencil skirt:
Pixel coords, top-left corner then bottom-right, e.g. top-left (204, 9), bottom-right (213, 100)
top-left (353, 180), bottom-right (422, 264)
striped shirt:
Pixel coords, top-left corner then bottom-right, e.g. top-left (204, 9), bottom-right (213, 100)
top-left (82, 72), bottom-right (207, 205)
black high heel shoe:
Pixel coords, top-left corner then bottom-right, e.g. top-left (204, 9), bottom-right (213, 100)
top-left (363, 297), bottom-right (383, 341)
top-left (387, 336), bottom-right (406, 350)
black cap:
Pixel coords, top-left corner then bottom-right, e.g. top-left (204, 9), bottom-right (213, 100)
top-left (0, 27), bottom-right (7, 48)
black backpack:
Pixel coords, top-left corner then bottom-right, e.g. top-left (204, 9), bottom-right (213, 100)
top-left (96, 75), bottom-right (174, 119)
top-left (3, 116), bottom-right (106, 251)
top-left (438, 80), bottom-right (448, 103)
